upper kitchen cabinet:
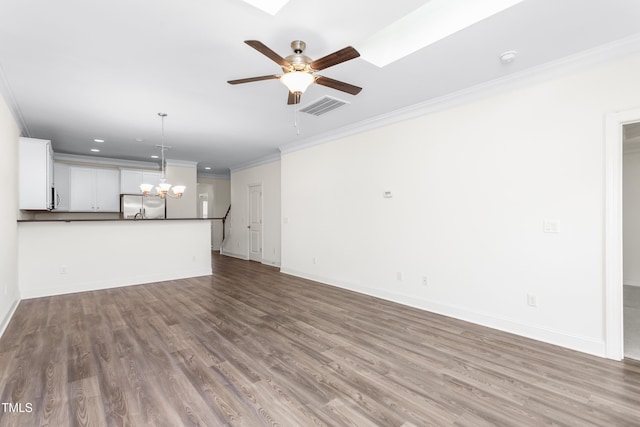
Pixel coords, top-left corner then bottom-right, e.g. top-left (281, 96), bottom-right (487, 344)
top-left (69, 167), bottom-right (120, 212)
top-left (120, 169), bottom-right (161, 195)
top-left (53, 162), bottom-right (70, 211)
top-left (19, 137), bottom-right (54, 210)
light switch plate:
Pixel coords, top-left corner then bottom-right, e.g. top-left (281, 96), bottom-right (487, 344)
top-left (543, 219), bottom-right (560, 233)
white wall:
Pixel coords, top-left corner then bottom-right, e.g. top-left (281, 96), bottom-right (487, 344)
top-left (197, 177), bottom-right (231, 250)
top-left (0, 93), bottom-right (21, 335)
top-left (624, 150), bottom-right (640, 286)
top-left (166, 161), bottom-right (197, 218)
top-left (225, 160), bottom-right (281, 266)
top-left (18, 220), bottom-right (212, 298)
top-left (281, 52), bottom-right (640, 357)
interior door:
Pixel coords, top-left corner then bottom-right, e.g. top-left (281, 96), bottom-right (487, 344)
top-left (248, 184), bottom-right (262, 262)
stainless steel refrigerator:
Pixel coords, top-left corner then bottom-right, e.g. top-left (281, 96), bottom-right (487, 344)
top-left (121, 194), bottom-right (166, 219)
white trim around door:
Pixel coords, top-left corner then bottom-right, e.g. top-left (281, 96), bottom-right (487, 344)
top-left (604, 108), bottom-right (640, 360)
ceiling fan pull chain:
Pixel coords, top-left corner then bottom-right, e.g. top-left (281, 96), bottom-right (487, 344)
top-left (294, 99), bottom-right (300, 136)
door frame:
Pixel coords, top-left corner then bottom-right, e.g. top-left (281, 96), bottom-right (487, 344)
top-left (247, 182), bottom-right (263, 262)
top-left (604, 108), bottom-right (640, 360)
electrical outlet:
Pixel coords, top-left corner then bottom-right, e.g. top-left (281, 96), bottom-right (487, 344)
top-left (527, 293), bottom-right (537, 307)
top-left (421, 276), bottom-right (428, 286)
top-left (312, 257), bottom-right (317, 265)
top-left (59, 265), bottom-right (67, 274)
top-left (397, 272), bottom-right (403, 281)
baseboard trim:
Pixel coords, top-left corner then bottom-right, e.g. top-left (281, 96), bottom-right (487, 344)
top-left (262, 258), bottom-right (281, 268)
top-left (20, 267), bottom-right (212, 299)
top-left (279, 267), bottom-right (606, 358)
top-left (219, 251), bottom-right (279, 266)
top-left (0, 297), bottom-right (20, 339)
top-left (221, 250), bottom-right (249, 261)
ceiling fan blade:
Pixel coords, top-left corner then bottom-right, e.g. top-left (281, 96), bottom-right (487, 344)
top-left (227, 75), bottom-right (280, 85)
top-left (287, 91), bottom-right (301, 105)
top-left (245, 40), bottom-right (291, 68)
top-left (310, 46), bottom-right (360, 71)
top-left (315, 76), bottom-right (362, 95)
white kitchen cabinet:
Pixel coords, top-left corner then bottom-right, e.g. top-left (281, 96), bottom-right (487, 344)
top-left (19, 137), bottom-right (54, 210)
top-left (95, 169), bottom-right (121, 211)
top-left (69, 167), bottom-right (120, 212)
top-left (120, 169), bottom-right (141, 194)
top-left (53, 162), bottom-right (70, 211)
top-left (69, 167), bottom-right (96, 211)
top-left (120, 169), bottom-right (161, 195)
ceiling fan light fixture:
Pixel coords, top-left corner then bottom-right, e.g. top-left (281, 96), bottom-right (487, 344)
top-left (229, 40), bottom-right (361, 105)
top-left (280, 71), bottom-right (315, 94)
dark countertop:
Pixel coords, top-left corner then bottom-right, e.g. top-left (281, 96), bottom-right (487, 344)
top-left (18, 217), bottom-right (224, 223)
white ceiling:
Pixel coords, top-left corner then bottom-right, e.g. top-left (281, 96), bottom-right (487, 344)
top-left (2, 0), bottom-right (640, 175)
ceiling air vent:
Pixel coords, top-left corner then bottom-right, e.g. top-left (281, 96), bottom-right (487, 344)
top-left (300, 95), bottom-right (349, 116)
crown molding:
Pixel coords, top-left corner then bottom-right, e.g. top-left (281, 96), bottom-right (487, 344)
top-left (54, 153), bottom-right (159, 169)
top-left (54, 151), bottom-right (196, 170)
top-left (197, 172), bottom-right (231, 181)
top-left (230, 152), bottom-right (281, 173)
top-left (165, 159), bottom-right (198, 167)
top-left (280, 33), bottom-right (640, 155)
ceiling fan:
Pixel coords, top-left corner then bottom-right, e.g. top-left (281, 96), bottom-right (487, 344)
top-left (227, 40), bottom-right (362, 105)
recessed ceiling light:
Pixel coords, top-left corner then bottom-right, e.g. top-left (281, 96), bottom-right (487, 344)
top-left (358, 0), bottom-right (525, 67)
top-left (135, 138), bottom-right (143, 142)
top-left (90, 148), bottom-right (100, 152)
top-left (93, 139), bottom-right (104, 143)
top-left (151, 155), bottom-right (159, 159)
top-left (204, 167), bottom-right (212, 170)
top-left (241, 0), bottom-right (290, 15)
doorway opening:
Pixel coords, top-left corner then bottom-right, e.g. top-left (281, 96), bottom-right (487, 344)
top-left (605, 108), bottom-right (640, 360)
top-left (623, 122), bottom-right (640, 360)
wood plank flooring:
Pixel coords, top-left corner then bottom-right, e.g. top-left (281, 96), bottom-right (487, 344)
top-left (1, 253), bottom-right (640, 426)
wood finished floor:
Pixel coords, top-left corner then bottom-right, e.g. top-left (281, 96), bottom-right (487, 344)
top-left (1, 254), bottom-right (640, 426)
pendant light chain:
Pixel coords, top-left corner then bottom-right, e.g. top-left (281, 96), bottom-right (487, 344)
top-left (160, 112), bottom-right (167, 180)
top-left (294, 98), bottom-right (300, 136)
top-left (139, 112), bottom-right (186, 199)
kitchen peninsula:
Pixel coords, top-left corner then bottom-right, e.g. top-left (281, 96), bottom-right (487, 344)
top-left (17, 218), bottom-right (212, 298)
top-left (16, 136), bottom-right (215, 299)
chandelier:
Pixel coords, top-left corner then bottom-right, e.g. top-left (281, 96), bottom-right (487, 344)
top-left (140, 113), bottom-right (186, 198)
